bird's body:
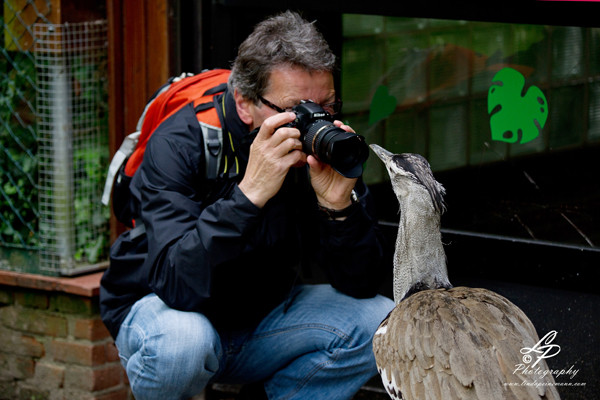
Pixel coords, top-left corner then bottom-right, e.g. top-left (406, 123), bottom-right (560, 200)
top-left (369, 144), bottom-right (560, 400)
top-left (374, 287), bottom-right (560, 400)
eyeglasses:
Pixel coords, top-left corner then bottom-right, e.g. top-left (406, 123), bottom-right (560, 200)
top-left (258, 96), bottom-right (343, 116)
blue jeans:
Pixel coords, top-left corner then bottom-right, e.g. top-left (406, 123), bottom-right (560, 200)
top-left (115, 284), bottom-right (394, 400)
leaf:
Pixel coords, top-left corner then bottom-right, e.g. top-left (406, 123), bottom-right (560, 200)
top-left (85, 235), bottom-right (105, 263)
top-left (3, 183), bottom-right (17, 196)
top-left (488, 67), bottom-right (548, 144)
top-left (369, 85), bottom-right (397, 125)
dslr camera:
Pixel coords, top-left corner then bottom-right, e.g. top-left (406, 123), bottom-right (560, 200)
top-left (282, 101), bottom-right (368, 178)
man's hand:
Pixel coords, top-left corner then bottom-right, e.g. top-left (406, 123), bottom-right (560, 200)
top-left (238, 112), bottom-right (307, 208)
top-left (308, 120), bottom-right (357, 210)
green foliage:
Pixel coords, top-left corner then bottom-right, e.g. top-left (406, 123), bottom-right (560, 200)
top-left (73, 145), bottom-right (110, 264)
top-left (1, 21), bottom-right (110, 268)
top-left (488, 67), bottom-right (548, 144)
top-left (70, 54), bottom-right (110, 265)
top-left (0, 47), bottom-right (39, 248)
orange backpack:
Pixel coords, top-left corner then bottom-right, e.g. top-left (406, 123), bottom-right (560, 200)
top-left (102, 69), bottom-right (231, 227)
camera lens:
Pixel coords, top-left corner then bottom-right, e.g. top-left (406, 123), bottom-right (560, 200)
top-left (303, 120), bottom-right (368, 178)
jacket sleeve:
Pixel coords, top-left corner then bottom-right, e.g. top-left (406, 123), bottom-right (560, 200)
top-left (315, 181), bottom-right (388, 298)
top-left (135, 116), bottom-right (261, 312)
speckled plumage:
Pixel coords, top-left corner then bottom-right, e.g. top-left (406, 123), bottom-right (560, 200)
top-left (373, 287), bottom-right (560, 400)
top-left (369, 144), bottom-right (561, 400)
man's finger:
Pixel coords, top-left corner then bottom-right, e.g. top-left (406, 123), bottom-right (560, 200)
top-left (255, 112), bottom-right (297, 141)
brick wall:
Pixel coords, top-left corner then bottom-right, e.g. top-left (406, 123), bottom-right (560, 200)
top-left (0, 272), bottom-right (131, 400)
top-left (0, 271), bottom-right (388, 400)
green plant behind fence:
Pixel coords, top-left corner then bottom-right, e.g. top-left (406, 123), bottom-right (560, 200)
top-left (1, 10), bottom-right (110, 275)
top-left (1, 15), bottom-right (39, 251)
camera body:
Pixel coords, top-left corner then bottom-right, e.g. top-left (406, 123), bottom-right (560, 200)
top-left (282, 101), bottom-right (368, 178)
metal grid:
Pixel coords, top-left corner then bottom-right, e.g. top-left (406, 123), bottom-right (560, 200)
top-left (0, 1), bottom-right (52, 270)
top-left (34, 20), bottom-right (109, 275)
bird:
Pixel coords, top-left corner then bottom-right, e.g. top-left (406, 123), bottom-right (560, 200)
top-left (369, 144), bottom-right (560, 400)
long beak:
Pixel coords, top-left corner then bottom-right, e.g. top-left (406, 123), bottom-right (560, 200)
top-left (369, 144), bottom-right (394, 164)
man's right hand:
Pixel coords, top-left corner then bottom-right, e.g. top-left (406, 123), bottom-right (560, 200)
top-left (238, 112), bottom-right (307, 208)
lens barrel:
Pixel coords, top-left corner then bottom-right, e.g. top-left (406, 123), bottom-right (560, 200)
top-left (303, 120), bottom-right (368, 178)
top-left (277, 101), bottom-right (369, 178)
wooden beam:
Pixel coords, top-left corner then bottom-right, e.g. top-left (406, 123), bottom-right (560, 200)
top-left (145, 0), bottom-right (170, 96)
top-left (107, 0), bottom-right (124, 241)
top-left (106, 0), bottom-right (171, 239)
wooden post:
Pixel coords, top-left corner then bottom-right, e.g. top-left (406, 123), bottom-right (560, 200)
top-left (106, 0), bottom-right (172, 240)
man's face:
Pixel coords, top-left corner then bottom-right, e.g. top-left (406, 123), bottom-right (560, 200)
top-left (248, 65), bottom-right (336, 130)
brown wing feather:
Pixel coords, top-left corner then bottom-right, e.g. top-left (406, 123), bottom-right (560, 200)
top-left (373, 287), bottom-right (561, 400)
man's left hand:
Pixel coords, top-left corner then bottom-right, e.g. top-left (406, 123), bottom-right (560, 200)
top-left (307, 120), bottom-right (357, 210)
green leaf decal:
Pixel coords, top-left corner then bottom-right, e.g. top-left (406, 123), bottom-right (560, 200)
top-left (488, 67), bottom-right (548, 144)
top-left (369, 85), bottom-right (397, 125)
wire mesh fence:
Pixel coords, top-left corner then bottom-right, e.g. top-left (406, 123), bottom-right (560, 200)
top-left (1, 1), bottom-right (109, 275)
top-left (1, 0), bottom-right (50, 271)
top-left (35, 20), bottom-right (109, 275)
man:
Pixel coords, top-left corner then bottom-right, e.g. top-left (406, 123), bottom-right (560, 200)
top-left (100, 10), bottom-right (394, 400)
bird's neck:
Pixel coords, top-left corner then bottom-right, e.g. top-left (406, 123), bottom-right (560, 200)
top-left (393, 192), bottom-right (449, 304)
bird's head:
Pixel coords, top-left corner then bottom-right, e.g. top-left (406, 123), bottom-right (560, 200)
top-left (370, 144), bottom-right (451, 302)
top-left (369, 144), bottom-right (446, 215)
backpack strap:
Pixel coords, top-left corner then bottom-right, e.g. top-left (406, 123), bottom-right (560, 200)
top-left (101, 131), bottom-right (141, 206)
top-left (203, 82), bottom-right (228, 96)
top-left (199, 121), bottom-right (223, 180)
top-left (101, 74), bottom-right (195, 207)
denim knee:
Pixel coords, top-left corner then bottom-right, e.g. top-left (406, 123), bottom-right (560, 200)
top-left (309, 286), bottom-right (394, 343)
top-left (355, 294), bottom-right (395, 337)
top-left (116, 294), bottom-right (222, 400)
top-left (343, 294), bottom-right (395, 354)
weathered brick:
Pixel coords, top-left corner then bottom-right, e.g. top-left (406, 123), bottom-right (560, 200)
top-left (0, 352), bottom-right (35, 380)
top-left (105, 341), bottom-right (120, 363)
top-left (0, 380), bottom-right (17, 399)
top-left (50, 294), bottom-right (99, 316)
top-left (14, 290), bottom-right (49, 310)
top-left (17, 385), bottom-right (49, 400)
top-left (0, 306), bottom-right (67, 337)
top-left (51, 339), bottom-right (106, 366)
top-left (0, 288), bottom-right (14, 305)
top-left (0, 327), bottom-right (45, 357)
top-left (64, 363), bottom-right (123, 392)
top-left (55, 388), bottom-right (96, 400)
top-left (122, 366), bottom-right (129, 386)
top-left (72, 317), bottom-right (110, 341)
top-left (32, 361), bottom-right (65, 390)
top-left (92, 386), bottom-right (131, 400)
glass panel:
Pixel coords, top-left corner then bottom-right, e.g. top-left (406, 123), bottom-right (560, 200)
top-left (470, 23), bottom-right (513, 95)
top-left (341, 36), bottom-right (385, 114)
top-left (342, 14), bottom-right (384, 37)
top-left (342, 14), bottom-right (600, 248)
top-left (429, 103), bottom-right (467, 170)
top-left (590, 82), bottom-right (600, 142)
top-left (549, 85), bottom-right (584, 149)
top-left (342, 16), bottom-right (598, 179)
top-left (428, 29), bottom-right (470, 101)
top-left (386, 35), bottom-right (429, 108)
top-left (469, 98), bottom-right (507, 165)
top-left (551, 26), bottom-right (584, 80)
top-left (591, 28), bottom-right (600, 76)
top-left (385, 110), bottom-right (428, 156)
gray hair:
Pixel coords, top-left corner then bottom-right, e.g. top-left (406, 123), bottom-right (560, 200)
top-left (228, 10), bottom-right (336, 102)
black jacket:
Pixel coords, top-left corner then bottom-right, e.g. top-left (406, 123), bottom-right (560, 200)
top-left (99, 89), bottom-right (386, 339)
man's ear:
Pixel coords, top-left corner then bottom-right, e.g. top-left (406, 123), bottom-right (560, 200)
top-left (234, 89), bottom-right (254, 126)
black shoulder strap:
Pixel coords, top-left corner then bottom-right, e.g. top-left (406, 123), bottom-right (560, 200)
top-left (194, 102), bottom-right (215, 113)
top-left (203, 82), bottom-right (228, 96)
top-left (194, 81), bottom-right (228, 180)
top-left (199, 122), bottom-right (223, 180)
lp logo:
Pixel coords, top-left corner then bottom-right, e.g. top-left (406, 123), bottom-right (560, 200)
top-left (488, 67), bottom-right (548, 144)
